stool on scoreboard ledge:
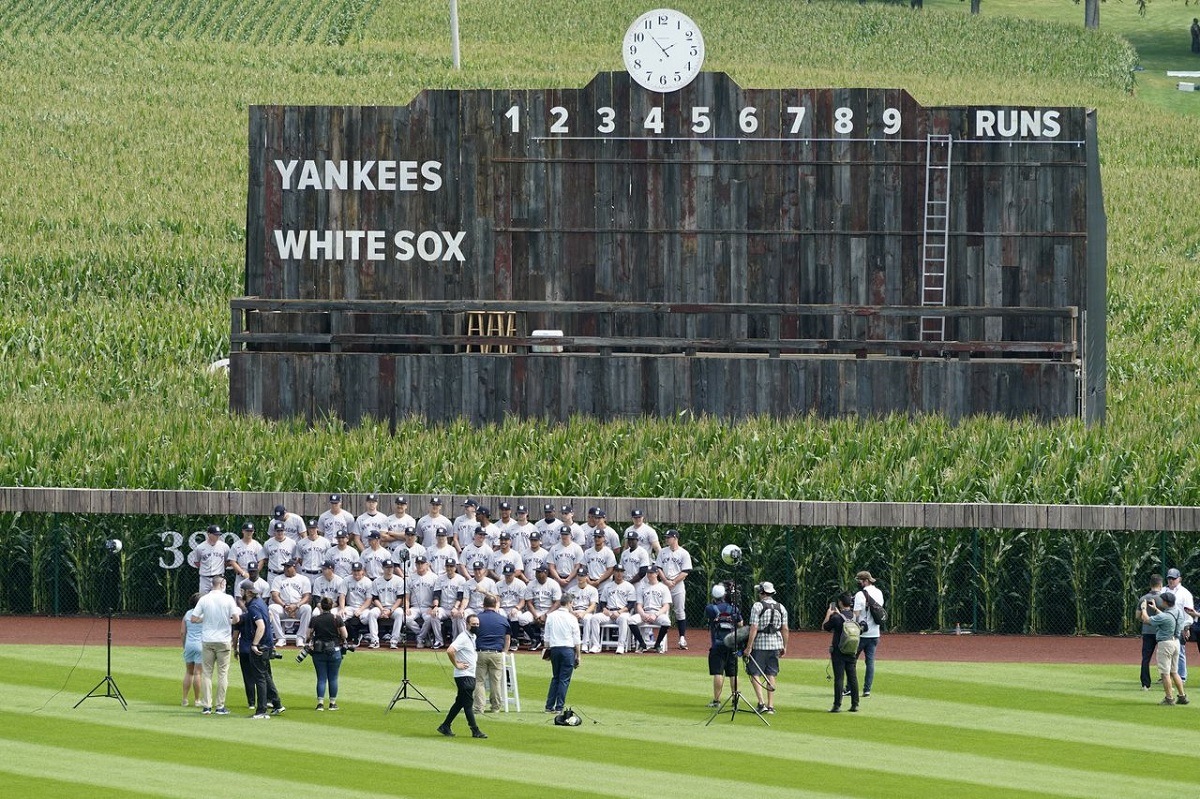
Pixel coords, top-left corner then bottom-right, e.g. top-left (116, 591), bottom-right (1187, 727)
top-left (465, 311), bottom-right (518, 353)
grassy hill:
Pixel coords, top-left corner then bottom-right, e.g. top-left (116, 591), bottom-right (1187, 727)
top-left (0, 0), bottom-right (1198, 503)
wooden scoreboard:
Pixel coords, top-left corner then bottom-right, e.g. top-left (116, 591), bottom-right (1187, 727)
top-left (232, 71), bottom-right (1105, 425)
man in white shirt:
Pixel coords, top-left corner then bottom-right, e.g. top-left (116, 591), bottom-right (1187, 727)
top-left (631, 566), bottom-right (673, 652)
top-left (509, 505), bottom-right (536, 555)
top-left (523, 566), bottom-right (562, 651)
top-left (382, 497), bottom-right (416, 549)
top-left (427, 528), bottom-right (458, 576)
top-left (297, 520), bottom-right (332, 580)
top-left (263, 521), bottom-right (297, 580)
top-left (190, 576), bottom-right (241, 714)
top-left (311, 561), bottom-right (348, 619)
top-left (327, 531), bottom-right (359, 579)
top-left (488, 533), bottom-right (524, 582)
top-left (619, 531), bottom-right (651, 585)
top-left (625, 509), bottom-right (660, 558)
top-left (437, 614), bottom-right (486, 739)
top-left (549, 527), bottom-right (585, 592)
top-left (372, 559), bottom-right (406, 648)
top-left (344, 562), bottom-right (378, 647)
top-left (1166, 568), bottom-right (1193, 681)
top-left (543, 601), bottom-right (582, 713)
top-left (852, 570), bottom-right (886, 697)
top-left (405, 556), bottom-right (441, 648)
top-left (459, 528), bottom-right (493, 580)
top-left (416, 497), bottom-right (450, 548)
top-left (271, 504), bottom-right (306, 542)
top-left (453, 499), bottom-right (480, 551)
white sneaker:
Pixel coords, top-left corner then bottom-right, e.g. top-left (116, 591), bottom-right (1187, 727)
top-left (678, 636), bottom-right (688, 650)
top-left (251, 713), bottom-right (271, 720)
top-left (615, 647), bottom-right (625, 655)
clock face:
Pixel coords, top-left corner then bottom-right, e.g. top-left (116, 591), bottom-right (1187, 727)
top-left (622, 8), bottom-right (705, 93)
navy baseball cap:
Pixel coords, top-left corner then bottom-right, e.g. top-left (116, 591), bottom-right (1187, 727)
top-left (499, 532), bottom-right (511, 540)
top-left (351, 562), bottom-right (364, 570)
top-left (382, 559), bottom-right (395, 568)
top-left (273, 504), bottom-right (286, 518)
top-left (435, 528), bottom-right (448, 537)
top-left (329, 494), bottom-right (342, 503)
top-left (502, 564), bottom-right (516, 574)
top-left (1168, 568), bottom-right (1182, 579)
top-left (463, 499), bottom-right (478, 508)
top-left (535, 564), bottom-right (549, 572)
top-left (206, 525), bottom-right (220, 536)
top-left (367, 531), bottom-right (381, 539)
top-left (543, 504), bottom-right (554, 513)
top-left (560, 526), bottom-right (573, 535)
top-left (473, 526), bottom-right (486, 537)
top-left (588, 506), bottom-right (601, 516)
top-left (241, 521), bottom-right (255, 531)
top-left (516, 505), bottom-right (528, 514)
top-left (404, 526), bottom-right (416, 534)
top-left (595, 509), bottom-right (606, 518)
top-left (472, 561), bottom-right (485, 570)
top-left (395, 496), bottom-right (409, 505)
top-left (593, 530), bottom-right (606, 537)
top-left (560, 505), bottom-right (573, 513)
top-left (430, 497), bottom-right (443, 505)
top-left (273, 521), bottom-right (285, 531)
top-left (499, 502), bottom-right (511, 510)
top-left (335, 530), bottom-right (349, 538)
top-left (631, 509), bottom-right (644, 517)
top-left (307, 519), bottom-right (319, 528)
top-left (613, 564), bottom-right (625, 571)
top-left (445, 558), bottom-right (458, 567)
top-left (366, 493), bottom-right (378, 502)
top-left (477, 507), bottom-right (491, 517)
top-left (626, 530), bottom-right (639, 539)
top-left (529, 531), bottom-right (542, 540)
top-left (415, 555), bottom-right (428, 563)
top-left (323, 560), bottom-right (336, 570)
top-left (665, 529), bottom-right (679, 538)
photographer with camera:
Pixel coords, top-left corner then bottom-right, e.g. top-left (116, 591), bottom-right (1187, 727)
top-left (704, 583), bottom-right (743, 707)
top-left (303, 596), bottom-right (350, 711)
top-left (1139, 592), bottom-right (1188, 706)
top-left (822, 592), bottom-right (861, 713)
top-left (233, 579), bottom-right (283, 719)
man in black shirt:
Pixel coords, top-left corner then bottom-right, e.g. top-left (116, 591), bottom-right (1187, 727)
top-left (822, 592), bottom-right (860, 713)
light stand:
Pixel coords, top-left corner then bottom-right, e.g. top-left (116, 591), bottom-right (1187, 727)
top-left (387, 551), bottom-right (438, 712)
top-left (75, 609), bottom-right (127, 710)
top-left (705, 548), bottom-right (768, 727)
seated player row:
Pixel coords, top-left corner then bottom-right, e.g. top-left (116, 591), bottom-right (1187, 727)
top-left (248, 552), bottom-right (683, 655)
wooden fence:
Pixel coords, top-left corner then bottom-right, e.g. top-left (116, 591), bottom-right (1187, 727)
top-left (4, 487), bottom-right (1200, 531)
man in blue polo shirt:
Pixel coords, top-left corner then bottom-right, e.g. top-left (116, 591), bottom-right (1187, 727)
top-left (473, 595), bottom-right (512, 714)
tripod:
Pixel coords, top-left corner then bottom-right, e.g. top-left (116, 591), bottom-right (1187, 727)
top-left (706, 666), bottom-right (768, 726)
top-left (75, 611), bottom-right (127, 711)
top-left (387, 552), bottom-right (438, 712)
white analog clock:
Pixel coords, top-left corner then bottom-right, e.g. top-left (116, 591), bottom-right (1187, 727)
top-left (622, 8), bottom-right (705, 93)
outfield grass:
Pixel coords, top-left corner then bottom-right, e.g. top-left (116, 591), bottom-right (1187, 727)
top-left (0, 643), bottom-right (1176, 798)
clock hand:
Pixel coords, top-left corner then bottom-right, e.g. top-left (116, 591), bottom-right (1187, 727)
top-left (650, 36), bottom-right (674, 57)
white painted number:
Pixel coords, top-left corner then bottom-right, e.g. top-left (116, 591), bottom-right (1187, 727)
top-left (834, 106), bottom-right (854, 134)
top-left (160, 530), bottom-right (185, 570)
top-left (504, 105), bottom-right (520, 134)
top-left (882, 107), bottom-right (901, 135)
top-left (597, 106), bottom-right (616, 133)
top-left (738, 107), bottom-right (759, 134)
top-left (787, 106), bottom-right (807, 134)
top-left (643, 106), bottom-right (664, 135)
top-left (691, 106), bottom-right (711, 134)
top-left (550, 106), bottom-right (569, 134)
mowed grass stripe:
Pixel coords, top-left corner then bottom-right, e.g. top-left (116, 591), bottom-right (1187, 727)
top-left (0, 771), bottom-right (166, 799)
top-left (0, 675), bottom-right (1162, 799)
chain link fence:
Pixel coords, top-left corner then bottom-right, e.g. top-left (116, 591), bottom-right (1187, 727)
top-left (1, 512), bottom-right (1195, 636)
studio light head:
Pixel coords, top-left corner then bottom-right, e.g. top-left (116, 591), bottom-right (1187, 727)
top-left (721, 543), bottom-right (742, 565)
top-left (104, 539), bottom-right (123, 554)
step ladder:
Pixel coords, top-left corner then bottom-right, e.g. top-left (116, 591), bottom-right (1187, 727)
top-left (501, 651), bottom-right (520, 712)
top-left (920, 134), bottom-right (953, 342)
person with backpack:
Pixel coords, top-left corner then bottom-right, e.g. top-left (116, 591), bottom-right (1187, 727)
top-left (852, 570), bottom-right (886, 698)
top-left (822, 592), bottom-right (861, 713)
top-left (743, 582), bottom-right (788, 715)
top-left (1139, 591), bottom-right (1188, 706)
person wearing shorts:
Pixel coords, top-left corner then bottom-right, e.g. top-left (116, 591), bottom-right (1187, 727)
top-left (705, 584), bottom-right (742, 707)
top-left (181, 592), bottom-right (204, 706)
top-left (1141, 591), bottom-right (1188, 706)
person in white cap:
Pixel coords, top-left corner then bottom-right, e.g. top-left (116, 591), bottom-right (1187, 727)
top-left (1165, 568), bottom-right (1193, 681)
top-left (852, 570), bottom-right (885, 697)
top-left (744, 581), bottom-right (788, 714)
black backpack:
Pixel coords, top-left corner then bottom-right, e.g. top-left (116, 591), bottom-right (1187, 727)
top-left (860, 589), bottom-right (887, 626)
top-left (759, 600), bottom-right (782, 635)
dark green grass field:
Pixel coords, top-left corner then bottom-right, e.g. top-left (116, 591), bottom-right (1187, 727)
top-left (0, 643), bottom-right (1176, 798)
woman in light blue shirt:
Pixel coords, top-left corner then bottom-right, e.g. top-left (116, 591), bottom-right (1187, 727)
top-left (181, 593), bottom-right (204, 706)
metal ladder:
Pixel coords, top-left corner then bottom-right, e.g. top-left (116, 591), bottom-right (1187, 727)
top-left (920, 134), bottom-right (953, 342)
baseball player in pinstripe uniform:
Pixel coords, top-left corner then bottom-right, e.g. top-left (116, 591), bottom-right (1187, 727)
top-left (580, 530), bottom-right (617, 586)
top-left (559, 505), bottom-right (586, 547)
top-left (428, 528), bottom-right (457, 577)
top-left (452, 499), bottom-right (480, 551)
top-left (297, 520), bottom-right (332, 580)
top-left (317, 494), bottom-right (357, 546)
top-left (655, 529), bottom-right (693, 649)
top-left (619, 530), bottom-right (651, 585)
top-left (631, 566), bottom-right (672, 652)
top-left (355, 494), bottom-right (388, 546)
top-left (487, 533), bottom-right (523, 582)
top-left (625, 509), bottom-right (661, 558)
top-left (475, 507), bottom-right (502, 549)
top-left (271, 504), bottom-right (306, 542)
top-left (390, 527), bottom-right (426, 574)
top-left (535, 504), bottom-right (562, 539)
top-left (263, 521), bottom-right (297, 580)
top-left (416, 498), bottom-right (449, 548)
top-left (549, 526), bottom-right (584, 592)
top-left (522, 566), bottom-right (562, 650)
top-left (228, 522), bottom-right (265, 582)
top-left (382, 497), bottom-right (415, 548)
top-left (509, 506), bottom-right (535, 555)
top-left (495, 502), bottom-right (518, 538)
top-left (496, 564), bottom-right (528, 626)
top-left (327, 531), bottom-right (358, 579)
top-left (435, 558), bottom-right (469, 639)
top-left (359, 531), bottom-right (391, 580)
top-left (371, 559), bottom-right (406, 648)
top-left (311, 561), bottom-right (348, 617)
top-left (405, 557), bottom-right (440, 647)
top-left (592, 509), bottom-right (621, 552)
top-left (269, 560), bottom-right (312, 645)
top-left (520, 531), bottom-right (550, 582)
top-left (345, 562), bottom-right (378, 646)
top-left (191, 525), bottom-right (230, 594)
top-left (459, 528), bottom-right (493, 579)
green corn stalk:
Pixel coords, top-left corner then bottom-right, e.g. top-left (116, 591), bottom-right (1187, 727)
top-left (930, 530), bottom-right (965, 632)
top-left (975, 528), bottom-right (1025, 633)
top-left (1110, 530), bottom-right (1155, 636)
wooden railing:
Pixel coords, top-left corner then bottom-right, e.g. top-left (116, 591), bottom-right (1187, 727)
top-left (231, 298), bottom-right (1078, 360)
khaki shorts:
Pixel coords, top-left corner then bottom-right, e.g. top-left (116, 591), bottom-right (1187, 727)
top-left (1155, 638), bottom-right (1181, 676)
